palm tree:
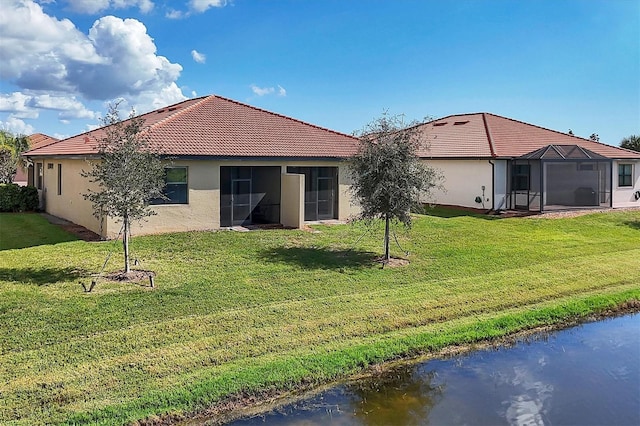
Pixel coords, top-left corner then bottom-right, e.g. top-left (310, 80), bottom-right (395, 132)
top-left (620, 135), bottom-right (640, 153)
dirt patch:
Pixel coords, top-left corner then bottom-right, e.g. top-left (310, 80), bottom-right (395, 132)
top-left (103, 269), bottom-right (155, 283)
top-left (377, 256), bottom-right (410, 268)
top-left (59, 223), bottom-right (101, 241)
top-left (41, 213), bottom-right (101, 241)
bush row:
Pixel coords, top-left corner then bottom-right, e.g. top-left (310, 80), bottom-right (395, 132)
top-left (0, 184), bottom-right (39, 212)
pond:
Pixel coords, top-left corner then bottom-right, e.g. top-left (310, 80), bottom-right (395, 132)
top-left (229, 313), bottom-right (639, 425)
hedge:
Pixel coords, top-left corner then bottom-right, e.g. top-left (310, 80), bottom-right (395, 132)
top-left (0, 184), bottom-right (39, 212)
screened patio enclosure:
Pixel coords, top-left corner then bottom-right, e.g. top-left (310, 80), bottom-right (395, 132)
top-left (220, 166), bottom-right (281, 226)
top-left (509, 145), bottom-right (612, 211)
top-left (286, 166), bottom-right (339, 221)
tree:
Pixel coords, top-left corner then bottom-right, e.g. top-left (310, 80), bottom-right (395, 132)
top-left (589, 133), bottom-right (600, 142)
top-left (349, 113), bottom-right (440, 263)
top-left (82, 104), bottom-right (166, 273)
top-left (0, 130), bottom-right (30, 184)
top-left (620, 134), bottom-right (640, 152)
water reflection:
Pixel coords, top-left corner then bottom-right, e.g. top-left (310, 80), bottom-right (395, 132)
top-left (346, 368), bottom-right (443, 425)
top-left (228, 314), bottom-right (640, 426)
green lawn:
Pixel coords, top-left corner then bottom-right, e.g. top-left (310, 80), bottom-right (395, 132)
top-left (1, 209), bottom-right (639, 425)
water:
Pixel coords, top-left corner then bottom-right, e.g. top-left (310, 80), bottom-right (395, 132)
top-left (229, 314), bottom-right (640, 425)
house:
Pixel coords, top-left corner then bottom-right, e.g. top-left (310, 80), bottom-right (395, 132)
top-left (25, 95), bottom-right (361, 238)
top-left (414, 113), bottom-right (640, 212)
top-left (25, 97), bottom-right (640, 239)
top-left (13, 133), bottom-right (58, 186)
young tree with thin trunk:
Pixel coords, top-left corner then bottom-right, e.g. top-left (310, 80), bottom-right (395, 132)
top-left (349, 113), bottom-right (440, 263)
top-left (82, 104), bottom-right (166, 273)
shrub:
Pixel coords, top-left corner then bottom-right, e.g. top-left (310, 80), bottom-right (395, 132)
top-left (19, 186), bottom-right (39, 211)
top-left (0, 184), bottom-right (39, 212)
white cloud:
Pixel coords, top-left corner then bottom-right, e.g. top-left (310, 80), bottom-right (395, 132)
top-left (0, 92), bottom-right (38, 118)
top-left (65, 0), bottom-right (154, 14)
top-left (0, 1), bottom-right (187, 122)
top-left (0, 0), bottom-right (105, 85)
top-left (165, 9), bottom-right (184, 19)
top-left (250, 85), bottom-right (275, 96)
top-left (250, 84), bottom-right (287, 97)
top-left (166, 0), bottom-right (228, 18)
top-left (191, 49), bottom-right (206, 64)
top-left (0, 116), bottom-right (35, 135)
top-left (189, 0), bottom-right (227, 13)
top-left (0, 91), bottom-right (98, 122)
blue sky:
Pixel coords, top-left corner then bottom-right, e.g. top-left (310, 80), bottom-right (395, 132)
top-left (1, 0), bottom-right (638, 146)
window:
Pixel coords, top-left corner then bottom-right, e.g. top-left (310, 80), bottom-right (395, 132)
top-left (512, 164), bottom-right (530, 191)
top-left (618, 164), bottom-right (633, 187)
top-left (151, 167), bottom-right (188, 204)
top-left (57, 164), bottom-right (62, 195)
top-left (36, 163), bottom-right (43, 189)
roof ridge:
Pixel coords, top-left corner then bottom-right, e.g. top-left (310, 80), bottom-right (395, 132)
top-left (212, 94), bottom-right (359, 140)
top-left (26, 97), bottom-right (209, 155)
top-left (481, 113), bottom-right (496, 157)
top-left (423, 112), bottom-right (485, 124)
top-left (143, 95), bottom-right (211, 135)
top-left (29, 133), bottom-right (59, 149)
top-left (482, 112), bottom-right (632, 151)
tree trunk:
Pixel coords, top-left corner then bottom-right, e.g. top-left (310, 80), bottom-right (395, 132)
top-left (123, 216), bottom-right (130, 273)
top-left (384, 214), bottom-right (390, 262)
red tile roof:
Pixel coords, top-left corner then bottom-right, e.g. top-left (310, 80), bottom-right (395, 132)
top-left (25, 102), bottom-right (639, 161)
top-left (25, 95), bottom-right (360, 158)
top-left (28, 133), bottom-right (59, 149)
top-left (14, 134), bottom-right (59, 183)
top-left (416, 113), bottom-right (640, 160)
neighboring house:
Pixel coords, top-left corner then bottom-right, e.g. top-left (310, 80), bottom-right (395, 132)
top-left (414, 113), bottom-right (640, 212)
top-left (13, 133), bottom-right (58, 186)
top-left (25, 95), bottom-right (361, 238)
top-left (25, 96), bottom-right (640, 239)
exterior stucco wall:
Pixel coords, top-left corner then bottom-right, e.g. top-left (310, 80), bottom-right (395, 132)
top-left (337, 163), bottom-right (359, 221)
top-left (36, 157), bottom-right (361, 238)
top-left (116, 160), bottom-right (220, 238)
top-left (612, 159), bottom-right (640, 208)
top-left (423, 159), bottom-right (493, 209)
top-left (281, 173), bottom-right (304, 228)
top-left (40, 158), bottom-right (103, 236)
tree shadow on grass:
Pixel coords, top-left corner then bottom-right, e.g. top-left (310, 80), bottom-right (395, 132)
top-left (421, 206), bottom-right (499, 220)
top-left (622, 220), bottom-right (640, 231)
top-left (258, 247), bottom-right (378, 270)
top-left (0, 267), bottom-right (87, 286)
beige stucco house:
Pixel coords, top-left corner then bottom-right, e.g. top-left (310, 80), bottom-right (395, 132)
top-left (25, 96), bottom-right (640, 238)
top-left (25, 95), bottom-right (361, 238)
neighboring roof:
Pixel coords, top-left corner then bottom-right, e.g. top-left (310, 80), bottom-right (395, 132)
top-left (29, 133), bottom-right (59, 149)
top-left (416, 113), bottom-right (640, 160)
top-left (13, 134), bottom-right (59, 183)
top-left (519, 145), bottom-right (608, 160)
top-left (25, 95), bottom-right (359, 158)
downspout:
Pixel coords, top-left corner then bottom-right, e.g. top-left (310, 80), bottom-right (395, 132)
top-left (540, 160), bottom-right (544, 212)
top-left (610, 160), bottom-right (614, 208)
top-left (488, 159), bottom-right (495, 214)
top-left (482, 113), bottom-right (498, 214)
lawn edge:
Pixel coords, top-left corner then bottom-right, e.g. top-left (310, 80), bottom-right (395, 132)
top-left (61, 289), bottom-right (640, 426)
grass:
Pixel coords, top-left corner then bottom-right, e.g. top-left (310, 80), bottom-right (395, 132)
top-left (1, 208), bottom-right (639, 425)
